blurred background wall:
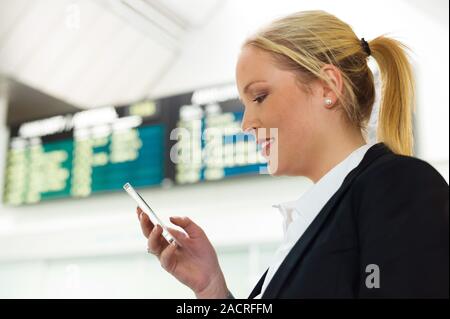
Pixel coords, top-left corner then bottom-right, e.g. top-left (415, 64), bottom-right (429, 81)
top-left (0, 0), bottom-right (448, 298)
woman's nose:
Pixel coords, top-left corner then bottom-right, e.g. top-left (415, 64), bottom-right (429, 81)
top-left (240, 110), bottom-right (259, 134)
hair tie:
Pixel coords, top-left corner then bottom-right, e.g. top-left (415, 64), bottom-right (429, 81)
top-left (360, 38), bottom-right (371, 56)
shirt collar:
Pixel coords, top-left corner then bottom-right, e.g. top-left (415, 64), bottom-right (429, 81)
top-left (273, 143), bottom-right (374, 233)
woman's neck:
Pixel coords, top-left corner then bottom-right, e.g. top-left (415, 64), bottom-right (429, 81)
top-left (308, 131), bottom-right (367, 183)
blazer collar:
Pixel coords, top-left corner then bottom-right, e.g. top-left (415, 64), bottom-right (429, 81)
top-left (248, 269), bottom-right (268, 299)
top-left (248, 142), bottom-right (392, 299)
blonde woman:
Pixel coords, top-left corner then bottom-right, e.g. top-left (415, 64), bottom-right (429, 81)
top-left (137, 11), bottom-right (449, 298)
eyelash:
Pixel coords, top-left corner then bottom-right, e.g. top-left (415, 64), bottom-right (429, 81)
top-left (253, 94), bottom-right (267, 104)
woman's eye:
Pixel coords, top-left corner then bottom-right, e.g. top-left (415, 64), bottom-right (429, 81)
top-left (253, 94), bottom-right (267, 104)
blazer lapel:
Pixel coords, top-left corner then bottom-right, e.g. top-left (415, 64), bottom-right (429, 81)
top-left (248, 269), bottom-right (268, 298)
top-left (261, 143), bottom-right (391, 298)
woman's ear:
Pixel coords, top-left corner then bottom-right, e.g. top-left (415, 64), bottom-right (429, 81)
top-left (319, 64), bottom-right (343, 109)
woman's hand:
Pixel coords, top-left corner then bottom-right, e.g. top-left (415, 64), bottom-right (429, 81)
top-left (136, 207), bottom-right (229, 299)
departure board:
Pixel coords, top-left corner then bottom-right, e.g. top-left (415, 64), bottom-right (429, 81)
top-left (175, 103), bottom-right (266, 184)
top-left (3, 84), bottom-right (267, 205)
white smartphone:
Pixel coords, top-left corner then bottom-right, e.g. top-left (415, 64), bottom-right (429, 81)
top-left (123, 182), bottom-right (180, 247)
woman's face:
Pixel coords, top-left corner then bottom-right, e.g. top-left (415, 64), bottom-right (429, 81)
top-left (236, 45), bottom-right (330, 177)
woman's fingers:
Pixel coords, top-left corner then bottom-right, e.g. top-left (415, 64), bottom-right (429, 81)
top-left (167, 226), bottom-right (189, 246)
top-left (159, 241), bottom-right (178, 273)
top-left (147, 224), bottom-right (168, 255)
top-left (137, 207), bottom-right (154, 237)
top-left (169, 216), bottom-right (204, 239)
top-left (136, 206), bottom-right (142, 220)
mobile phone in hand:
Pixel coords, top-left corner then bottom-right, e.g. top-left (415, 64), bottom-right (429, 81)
top-left (123, 182), bottom-right (180, 247)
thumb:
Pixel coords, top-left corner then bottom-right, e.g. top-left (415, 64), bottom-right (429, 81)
top-left (170, 216), bottom-right (205, 239)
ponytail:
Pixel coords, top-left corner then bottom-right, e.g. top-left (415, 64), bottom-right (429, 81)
top-left (370, 36), bottom-right (415, 156)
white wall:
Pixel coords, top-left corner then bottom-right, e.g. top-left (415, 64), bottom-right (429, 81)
top-left (0, 0), bottom-right (448, 298)
top-left (0, 80), bottom-right (7, 200)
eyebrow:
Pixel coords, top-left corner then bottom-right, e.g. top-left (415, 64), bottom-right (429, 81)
top-left (243, 80), bottom-right (267, 94)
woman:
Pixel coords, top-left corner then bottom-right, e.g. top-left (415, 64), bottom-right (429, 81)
top-left (136, 11), bottom-right (449, 298)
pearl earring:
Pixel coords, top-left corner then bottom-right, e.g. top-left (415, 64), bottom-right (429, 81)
top-left (325, 98), bottom-right (333, 106)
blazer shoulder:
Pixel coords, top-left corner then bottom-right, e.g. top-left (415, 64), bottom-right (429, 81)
top-left (351, 152), bottom-right (449, 298)
top-left (354, 152), bottom-right (448, 190)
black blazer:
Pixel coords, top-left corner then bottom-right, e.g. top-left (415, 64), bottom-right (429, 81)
top-left (249, 143), bottom-right (449, 298)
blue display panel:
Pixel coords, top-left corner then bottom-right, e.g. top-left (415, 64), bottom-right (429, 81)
top-left (174, 108), bottom-right (266, 184)
top-left (3, 123), bottom-right (166, 205)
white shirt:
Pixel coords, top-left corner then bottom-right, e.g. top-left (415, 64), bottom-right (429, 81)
top-left (254, 143), bottom-right (374, 298)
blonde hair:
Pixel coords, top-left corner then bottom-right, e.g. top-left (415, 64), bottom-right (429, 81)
top-left (244, 10), bottom-right (415, 156)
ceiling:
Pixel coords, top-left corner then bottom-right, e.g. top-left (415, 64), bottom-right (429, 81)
top-left (0, 0), bottom-right (221, 109)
